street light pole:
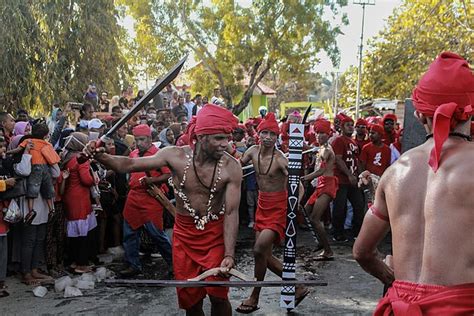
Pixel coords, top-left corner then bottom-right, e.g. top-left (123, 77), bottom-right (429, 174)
top-left (354, 0), bottom-right (375, 119)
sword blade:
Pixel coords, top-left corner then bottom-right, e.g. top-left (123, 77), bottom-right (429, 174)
top-left (105, 279), bottom-right (327, 288)
top-left (103, 55), bottom-right (188, 139)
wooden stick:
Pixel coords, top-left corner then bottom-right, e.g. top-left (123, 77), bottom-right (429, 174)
top-left (187, 268), bottom-right (256, 282)
top-left (105, 279), bottom-right (328, 288)
top-left (147, 184), bottom-right (178, 217)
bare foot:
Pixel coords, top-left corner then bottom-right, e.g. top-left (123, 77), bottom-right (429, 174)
top-left (74, 265), bottom-right (93, 274)
top-left (22, 273), bottom-right (40, 286)
top-left (31, 269), bottom-right (53, 280)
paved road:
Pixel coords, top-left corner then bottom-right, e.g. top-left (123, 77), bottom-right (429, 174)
top-left (1, 227), bottom-right (388, 315)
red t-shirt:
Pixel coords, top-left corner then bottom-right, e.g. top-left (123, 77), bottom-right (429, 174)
top-left (354, 138), bottom-right (370, 156)
top-left (360, 142), bottom-right (391, 176)
top-left (332, 135), bottom-right (359, 185)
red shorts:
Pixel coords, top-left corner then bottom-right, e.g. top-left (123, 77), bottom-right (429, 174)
top-left (375, 280), bottom-right (474, 316)
top-left (173, 213), bottom-right (228, 310)
top-left (306, 176), bottom-right (338, 206)
top-left (254, 191), bottom-right (287, 244)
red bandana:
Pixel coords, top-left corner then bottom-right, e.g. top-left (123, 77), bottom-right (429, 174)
top-left (412, 52), bottom-right (474, 171)
top-left (313, 119), bottom-right (331, 135)
top-left (132, 124), bottom-right (151, 137)
top-left (257, 112), bottom-right (280, 135)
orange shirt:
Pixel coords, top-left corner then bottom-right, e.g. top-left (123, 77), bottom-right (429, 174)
top-left (20, 139), bottom-right (60, 165)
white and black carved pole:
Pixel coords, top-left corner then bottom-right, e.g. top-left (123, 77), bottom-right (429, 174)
top-left (280, 122), bottom-right (305, 309)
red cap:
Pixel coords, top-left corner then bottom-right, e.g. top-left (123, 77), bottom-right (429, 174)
top-left (132, 124), bottom-right (151, 137)
top-left (369, 124), bottom-right (385, 136)
top-left (257, 112), bottom-right (280, 135)
top-left (313, 119), bottom-right (331, 134)
top-left (356, 118), bottom-right (368, 127)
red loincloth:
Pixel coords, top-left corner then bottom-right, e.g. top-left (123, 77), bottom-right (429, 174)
top-left (374, 280), bottom-right (474, 316)
top-left (173, 213), bottom-right (228, 310)
top-left (254, 191), bottom-right (288, 244)
top-left (306, 176), bottom-right (338, 206)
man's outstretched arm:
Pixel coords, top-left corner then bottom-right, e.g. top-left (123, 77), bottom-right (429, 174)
top-left (84, 141), bottom-right (175, 173)
top-left (353, 175), bottom-right (394, 286)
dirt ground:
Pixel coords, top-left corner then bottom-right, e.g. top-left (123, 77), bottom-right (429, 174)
top-left (0, 226), bottom-right (390, 315)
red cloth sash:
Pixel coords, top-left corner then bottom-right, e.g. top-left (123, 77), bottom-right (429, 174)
top-left (254, 191), bottom-right (288, 244)
top-left (307, 176), bottom-right (338, 206)
top-left (173, 213), bottom-right (228, 310)
top-left (374, 280), bottom-right (474, 316)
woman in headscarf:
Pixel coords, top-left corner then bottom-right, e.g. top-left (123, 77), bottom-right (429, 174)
top-left (158, 127), bottom-right (175, 148)
top-left (61, 132), bottom-right (97, 273)
top-left (13, 121), bottom-right (31, 137)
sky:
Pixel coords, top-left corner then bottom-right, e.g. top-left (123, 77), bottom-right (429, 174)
top-left (124, 0), bottom-right (402, 88)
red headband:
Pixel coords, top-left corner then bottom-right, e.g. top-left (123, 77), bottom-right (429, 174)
top-left (383, 114), bottom-right (397, 124)
top-left (313, 119), bottom-right (331, 135)
top-left (369, 124), bottom-right (385, 136)
top-left (257, 112), bottom-right (279, 135)
top-left (356, 118), bottom-right (368, 127)
top-left (132, 124), bottom-right (151, 137)
top-left (412, 52), bottom-right (474, 171)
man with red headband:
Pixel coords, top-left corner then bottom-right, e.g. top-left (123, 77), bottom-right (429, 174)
top-left (331, 113), bottom-right (365, 242)
top-left (382, 113), bottom-right (402, 153)
top-left (120, 124), bottom-right (173, 277)
top-left (237, 112), bottom-right (309, 313)
top-left (354, 52), bottom-right (474, 315)
top-left (85, 105), bottom-right (242, 315)
top-left (360, 124), bottom-right (391, 177)
top-left (354, 118), bottom-right (370, 154)
top-left (301, 119), bottom-right (338, 260)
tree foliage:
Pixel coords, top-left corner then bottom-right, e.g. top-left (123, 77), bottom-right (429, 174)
top-left (124, 0), bottom-right (347, 115)
top-left (0, 0), bottom-right (131, 114)
top-left (353, 0), bottom-right (472, 104)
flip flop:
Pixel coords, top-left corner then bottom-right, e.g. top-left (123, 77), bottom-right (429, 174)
top-left (0, 290), bottom-right (9, 298)
top-left (314, 254), bottom-right (334, 261)
top-left (294, 289), bottom-right (311, 308)
top-left (235, 303), bottom-right (260, 314)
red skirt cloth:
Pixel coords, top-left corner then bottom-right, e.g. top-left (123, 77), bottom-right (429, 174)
top-left (173, 213), bottom-right (228, 310)
top-left (374, 280), bottom-right (474, 316)
top-left (307, 176), bottom-right (339, 206)
top-left (254, 191), bottom-right (288, 244)
top-left (123, 190), bottom-right (164, 230)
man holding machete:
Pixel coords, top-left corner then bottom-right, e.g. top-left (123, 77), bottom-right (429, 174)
top-left (84, 104), bottom-right (241, 316)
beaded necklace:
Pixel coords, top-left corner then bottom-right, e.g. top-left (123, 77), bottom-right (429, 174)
top-left (168, 153), bottom-right (225, 230)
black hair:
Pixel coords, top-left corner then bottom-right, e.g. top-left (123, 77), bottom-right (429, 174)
top-left (111, 105), bottom-right (121, 113)
top-left (17, 109), bottom-right (28, 115)
top-left (80, 103), bottom-right (92, 118)
top-left (0, 112), bottom-right (10, 123)
top-left (31, 123), bottom-right (49, 139)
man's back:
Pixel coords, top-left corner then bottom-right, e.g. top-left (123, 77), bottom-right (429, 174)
top-left (382, 137), bottom-right (474, 285)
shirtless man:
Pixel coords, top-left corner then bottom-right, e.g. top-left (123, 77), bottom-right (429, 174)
top-left (353, 52), bottom-right (474, 314)
top-left (85, 104), bottom-right (241, 316)
top-left (237, 113), bottom-right (308, 314)
top-left (301, 119), bottom-right (338, 260)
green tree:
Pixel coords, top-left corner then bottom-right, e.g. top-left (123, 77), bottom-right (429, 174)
top-left (124, 0), bottom-right (347, 115)
top-left (0, 0), bottom-right (132, 114)
top-left (362, 0), bottom-right (472, 100)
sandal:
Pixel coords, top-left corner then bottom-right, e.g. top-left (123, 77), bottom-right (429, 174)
top-left (0, 290), bottom-right (9, 298)
top-left (236, 303), bottom-right (260, 314)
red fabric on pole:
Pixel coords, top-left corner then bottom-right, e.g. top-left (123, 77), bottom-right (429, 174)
top-left (173, 213), bottom-right (228, 309)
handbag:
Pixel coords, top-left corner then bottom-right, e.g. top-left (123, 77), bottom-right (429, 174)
top-left (0, 178), bottom-right (27, 200)
top-left (2, 199), bottom-right (23, 223)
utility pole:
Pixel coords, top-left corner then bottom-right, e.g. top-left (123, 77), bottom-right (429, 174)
top-left (354, 0), bottom-right (375, 119)
top-left (334, 71), bottom-right (339, 115)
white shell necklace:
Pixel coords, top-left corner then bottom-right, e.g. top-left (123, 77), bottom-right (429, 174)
top-left (168, 153), bottom-right (225, 230)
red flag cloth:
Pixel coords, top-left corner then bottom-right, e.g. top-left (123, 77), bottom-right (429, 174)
top-left (370, 124), bottom-right (385, 136)
top-left (412, 52), bottom-right (474, 172)
top-left (307, 176), bottom-right (338, 206)
top-left (132, 124), bottom-right (152, 137)
top-left (374, 280), bottom-right (474, 316)
top-left (257, 112), bottom-right (280, 135)
top-left (123, 146), bottom-right (170, 230)
top-left (254, 191), bottom-right (288, 244)
top-left (356, 118), bottom-right (369, 127)
top-left (314, 119), bottom-right (331, 134)
top-left (173, 213), bottom-right (228, 309)
top-left (188, 104), bottom-right (238, 148)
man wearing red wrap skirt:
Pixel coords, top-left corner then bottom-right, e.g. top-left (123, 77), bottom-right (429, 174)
top-left (237, 112), bottom-right (309, 313)
top-left (353, 52), bottom-right (474, 315)
top-left (85, 104), bottom-right (242, 316)
top-left (301, 119), bottom-right (338, 261)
